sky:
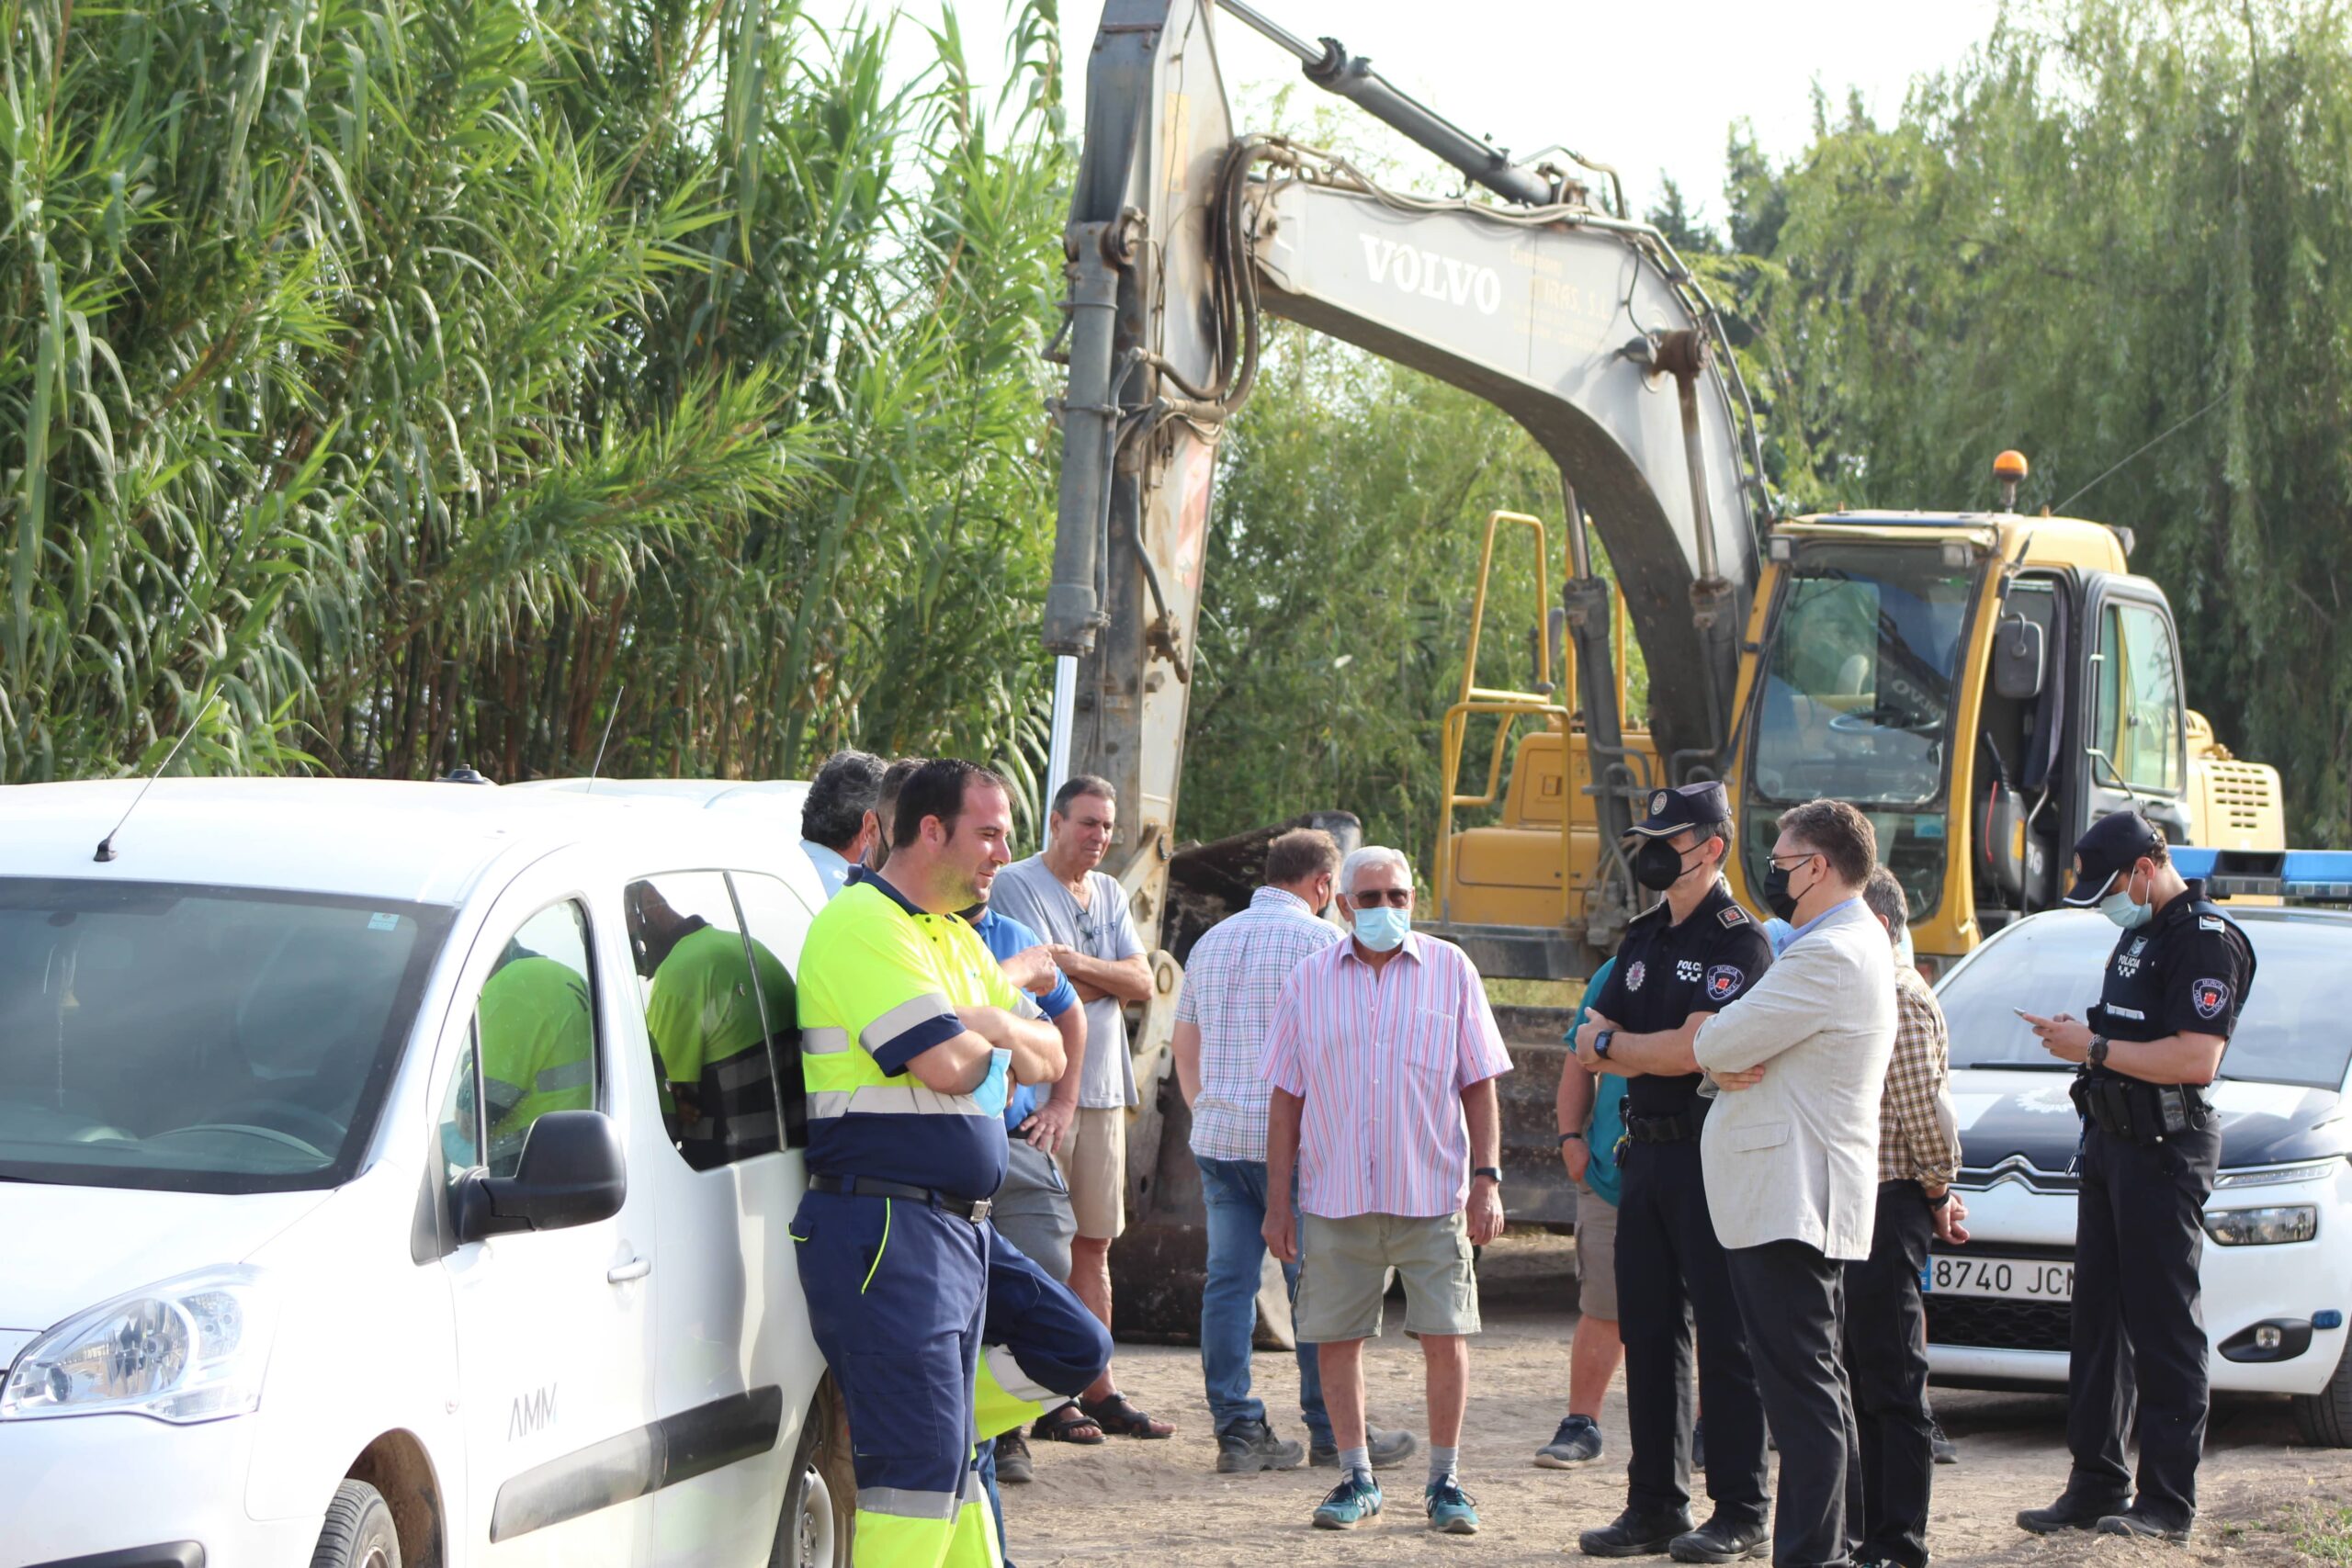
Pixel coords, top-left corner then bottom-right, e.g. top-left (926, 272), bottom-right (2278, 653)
top-left (809, 0), bottom-right (2008, 220)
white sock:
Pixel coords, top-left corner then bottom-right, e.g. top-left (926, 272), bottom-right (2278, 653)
top-left (1340, 1444), bottom-right (1371, 1481)
top-left (1430, 1444), bottom-right (1460, 1486)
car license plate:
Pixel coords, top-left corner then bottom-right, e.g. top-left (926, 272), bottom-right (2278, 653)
top-left (1922, 1255), bottom-right (2074, 1302)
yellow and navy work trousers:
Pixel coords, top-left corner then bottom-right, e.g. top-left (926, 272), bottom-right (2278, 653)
top-left (794, 1188), bottom-right (996, 1568)
top-left (979, 1225), bottom-right (1113, 1437)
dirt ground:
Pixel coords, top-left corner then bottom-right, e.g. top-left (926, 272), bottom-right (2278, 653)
top-left (1000, 1235), bottom-right (2352, 1567)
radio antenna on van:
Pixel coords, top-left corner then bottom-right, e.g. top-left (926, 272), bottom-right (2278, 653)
top-left (94, 687), bottom-right (223, 863)
top-left (584, 685), bottom-right (626, 795)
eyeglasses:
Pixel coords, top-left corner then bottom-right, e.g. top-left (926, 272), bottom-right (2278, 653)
top-left (1350, 888), bottom-right (1412, 908)
top-left (1767, 850), bottom-right (1820, 870)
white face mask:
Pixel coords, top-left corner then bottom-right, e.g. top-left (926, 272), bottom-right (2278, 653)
top-left (2100, 865), bottom-right (2154, 931)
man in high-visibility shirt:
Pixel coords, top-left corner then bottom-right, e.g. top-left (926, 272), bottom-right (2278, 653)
top-left (795, 758), bottom-right (1067, 1568)
top-left (477, 953), bottom-right (594, 1168)
top-left (643, 916), bottom-right (793, 1165)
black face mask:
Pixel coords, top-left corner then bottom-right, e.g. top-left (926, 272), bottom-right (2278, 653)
top-left (1633, 839), bottom-right (1699, 892)
top-left (1763, 857), bottom-right (1808, 921)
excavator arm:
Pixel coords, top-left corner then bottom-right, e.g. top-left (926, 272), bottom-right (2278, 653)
top-left (1046, 0), bottom-right (1768, 950)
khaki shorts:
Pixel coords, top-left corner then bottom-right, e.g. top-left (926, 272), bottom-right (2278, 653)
top-left (1295, 1211), bottom-right (1480, 1341)
top-left (1574, 1180), bottom-right (1619, 1321)
top-left (1062, 1106), bottom-right (1127, 1241)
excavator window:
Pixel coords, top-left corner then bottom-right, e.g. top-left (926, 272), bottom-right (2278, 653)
top-left (2095, 601), bottom-right (2186, 795)
top-left (1743, 541), bottom-right (1982, 920)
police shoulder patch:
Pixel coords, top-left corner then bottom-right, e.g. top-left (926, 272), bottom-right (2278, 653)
top-left (1718, 905), bottom-right (1749, 928)
top-left (1704, 964), bottom-right (1745, 1002)
top-left (2191, 977), bottom-right (2232, 1021)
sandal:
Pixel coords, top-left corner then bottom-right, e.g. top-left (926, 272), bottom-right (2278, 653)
top-left (1080, 1393), bottom-right (1174, 1439)
top-left (1031, 1402), bottom-right (1106, 1445)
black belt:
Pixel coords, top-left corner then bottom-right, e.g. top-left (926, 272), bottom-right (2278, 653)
top-left (1624, 1103), bottom-right (1707, 1145)
top-left (2069, 1074), bottom-right (2211, 1145)
top-left (808, 1172), bottom-right (994, 1222)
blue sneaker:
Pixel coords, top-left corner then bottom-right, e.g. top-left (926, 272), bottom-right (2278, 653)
top-left (1312, 1472), bottom-right (1383, 1529)
top-left (1426, 1477), bottom-right (1481, 1534)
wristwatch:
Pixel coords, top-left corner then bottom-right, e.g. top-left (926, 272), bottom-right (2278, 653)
top-left (2087, 1035), bottom-right (2110, 1069)
top-left (1592, 1029), bottom-right (1616, 1061)
top-left (1556, 1131), bottom-right (1586, 1146)
top-left (1927, 1190), bottom-right (1953, 1211)
top-left (1473, 1166), bottom-right (1504, 1186)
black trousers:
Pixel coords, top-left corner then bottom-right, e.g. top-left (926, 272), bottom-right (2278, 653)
top-left (1841, 1183), bottom-right (1935, 1568)
top-left (1727, 1238), bottom-right (1860, 1568)
top-left (1615, 1137), bottom-right (1770, 1524)
top-left (2066, 1120), bottom-right (2221, 1528)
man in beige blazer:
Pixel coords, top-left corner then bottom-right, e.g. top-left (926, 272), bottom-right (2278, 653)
top-left (1695, 800), bottom-right (1897, 1568)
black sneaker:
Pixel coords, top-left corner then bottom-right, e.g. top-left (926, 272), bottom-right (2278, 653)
top-left (1580, 1507), bottom-right (1695, 1558)
top-left (995, 1428), bottom-right (1035, 1484)
top-left (1669, 1515), bottom-right (1771, 1563)
top-left (1309, 1427), bottom-right (1418, 1469)
top-left (1215, 1417), bottom-right (1305, 1473)
top-left (1536, 1414), bottom-right (1605, 1468)
top-left (2018, 1492), bottom-right (2130, 1534)
top-left (2097, 1508), bottom-right (2193, 1544)
top-left (1928, 1419), bottom-right (1957, 1465)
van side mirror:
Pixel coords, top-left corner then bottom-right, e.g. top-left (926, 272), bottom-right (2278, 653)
top-left (1993, 615), bottom-right (2046, 701)
top-left (453, 1111), bottom-right (627, 1243)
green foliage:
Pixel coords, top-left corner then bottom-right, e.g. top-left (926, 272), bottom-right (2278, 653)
top-left (0, 0), bottom-right (1069, 828)
top-left (1726, 0), bottom-right (2352, 842)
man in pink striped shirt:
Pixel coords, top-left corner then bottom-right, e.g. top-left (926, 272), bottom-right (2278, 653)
top-left (1262, 845), bottom-right (1513, 1536)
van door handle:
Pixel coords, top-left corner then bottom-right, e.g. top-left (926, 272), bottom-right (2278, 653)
top-left (606, 1255), bottom-right (651, 1284)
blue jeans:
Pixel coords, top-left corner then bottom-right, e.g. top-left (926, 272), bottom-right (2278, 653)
top-left (1196, 1154), bottom-right (1331, 1445)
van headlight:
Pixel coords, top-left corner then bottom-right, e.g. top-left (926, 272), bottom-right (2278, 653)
top-left (0, 1266), bottom-right (276, 1423)
top-left (2201, 1205), bottom-right (2320, 1247)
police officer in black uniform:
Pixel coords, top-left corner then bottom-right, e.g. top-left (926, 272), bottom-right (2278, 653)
top-left (1576, 782), bottom-right (1776, 1563)
top-left (2017, 810), bottom-right (2255, 1544)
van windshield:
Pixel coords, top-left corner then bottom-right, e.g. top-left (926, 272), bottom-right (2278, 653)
top-left (0, 879), bottom-right (454, 1193)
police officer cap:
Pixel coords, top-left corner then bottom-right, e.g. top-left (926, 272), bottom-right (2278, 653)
top-left (2062, 809), bottom-right (2165, 907)
top-left (1628, 781), bottom-right (1732, 840)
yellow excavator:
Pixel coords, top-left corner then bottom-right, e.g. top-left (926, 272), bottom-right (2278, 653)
top-left (1433, 457), bottom-right (2284, 983)
top-left (1041, 0), bottom-right (2281, 1326)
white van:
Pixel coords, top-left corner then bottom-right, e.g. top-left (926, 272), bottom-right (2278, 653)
top-left (0, 778), bottom-right (851, 1568)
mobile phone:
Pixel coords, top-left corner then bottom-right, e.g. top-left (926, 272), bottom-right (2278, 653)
top-left (2012, 1007), bottom-right (2039, 1021)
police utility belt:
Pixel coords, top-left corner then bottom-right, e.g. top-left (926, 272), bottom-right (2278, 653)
top-left (2068, 1072), bottom-right (2211, 1145)
top-left (808, 1172), bottom-right (994, 1223)
top-left (1624, 1101), bottom-right (1709, 1145)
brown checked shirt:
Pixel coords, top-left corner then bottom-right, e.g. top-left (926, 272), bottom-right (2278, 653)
top-left (1880, 964), bottom-right (1962, 1189)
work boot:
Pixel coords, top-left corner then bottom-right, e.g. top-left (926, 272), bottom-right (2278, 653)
top-left (1535, 1414), bottom-right (1605, 1468)
top-left (1214, 1418), bottom-right (1304, 1474)
top-left (1310, 1427), bottom-right (1418, 1469)
top-left (2098, 1509), bottom-right (2194, 1544)
top-left (994, 1427), bottom-right (1035, 1484)
top-left (2017, 1491), bottom-right (2131, 1534)
top-left (1670, 1515), bottom-right (1771, 1563)
top-left (1580, 1506), bottom-right (1695, 1557)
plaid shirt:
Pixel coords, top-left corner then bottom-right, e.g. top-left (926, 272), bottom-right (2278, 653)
top-left (1176, 886), bottom-right (1345, 1161)
top-left (1882, 964), bottom-right (1962, 1188)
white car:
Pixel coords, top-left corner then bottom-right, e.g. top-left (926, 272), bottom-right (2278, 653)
top-left (0, 776), bottom-right (852, 1568)
top-left (1926, 857), bottom-right (2352, 1446)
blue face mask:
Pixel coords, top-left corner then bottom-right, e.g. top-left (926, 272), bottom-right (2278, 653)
top-left (2101, 868), bottom-right (2153, 931)
top-left (1352, 904), bottom-right (1411, 952)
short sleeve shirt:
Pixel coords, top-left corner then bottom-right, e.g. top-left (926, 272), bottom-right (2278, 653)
top-left (2091, 879), bottom-right (2256, 1066)
top-left (1260, 932), bottom-right (1514, 1219)
top-left (1593, 880), bottom-right (1772, 1117)
top-left (967, 905), bottom-right (1080, 1129)
top-left (987, 856), bottom-right (1147, 1109)
top-left (645, 924), bottom-right (787, 1085)
top-left (1176, 886), bottom-right (1347, 1162)
top-left (797, 874), bottom-right (1029, 1199)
